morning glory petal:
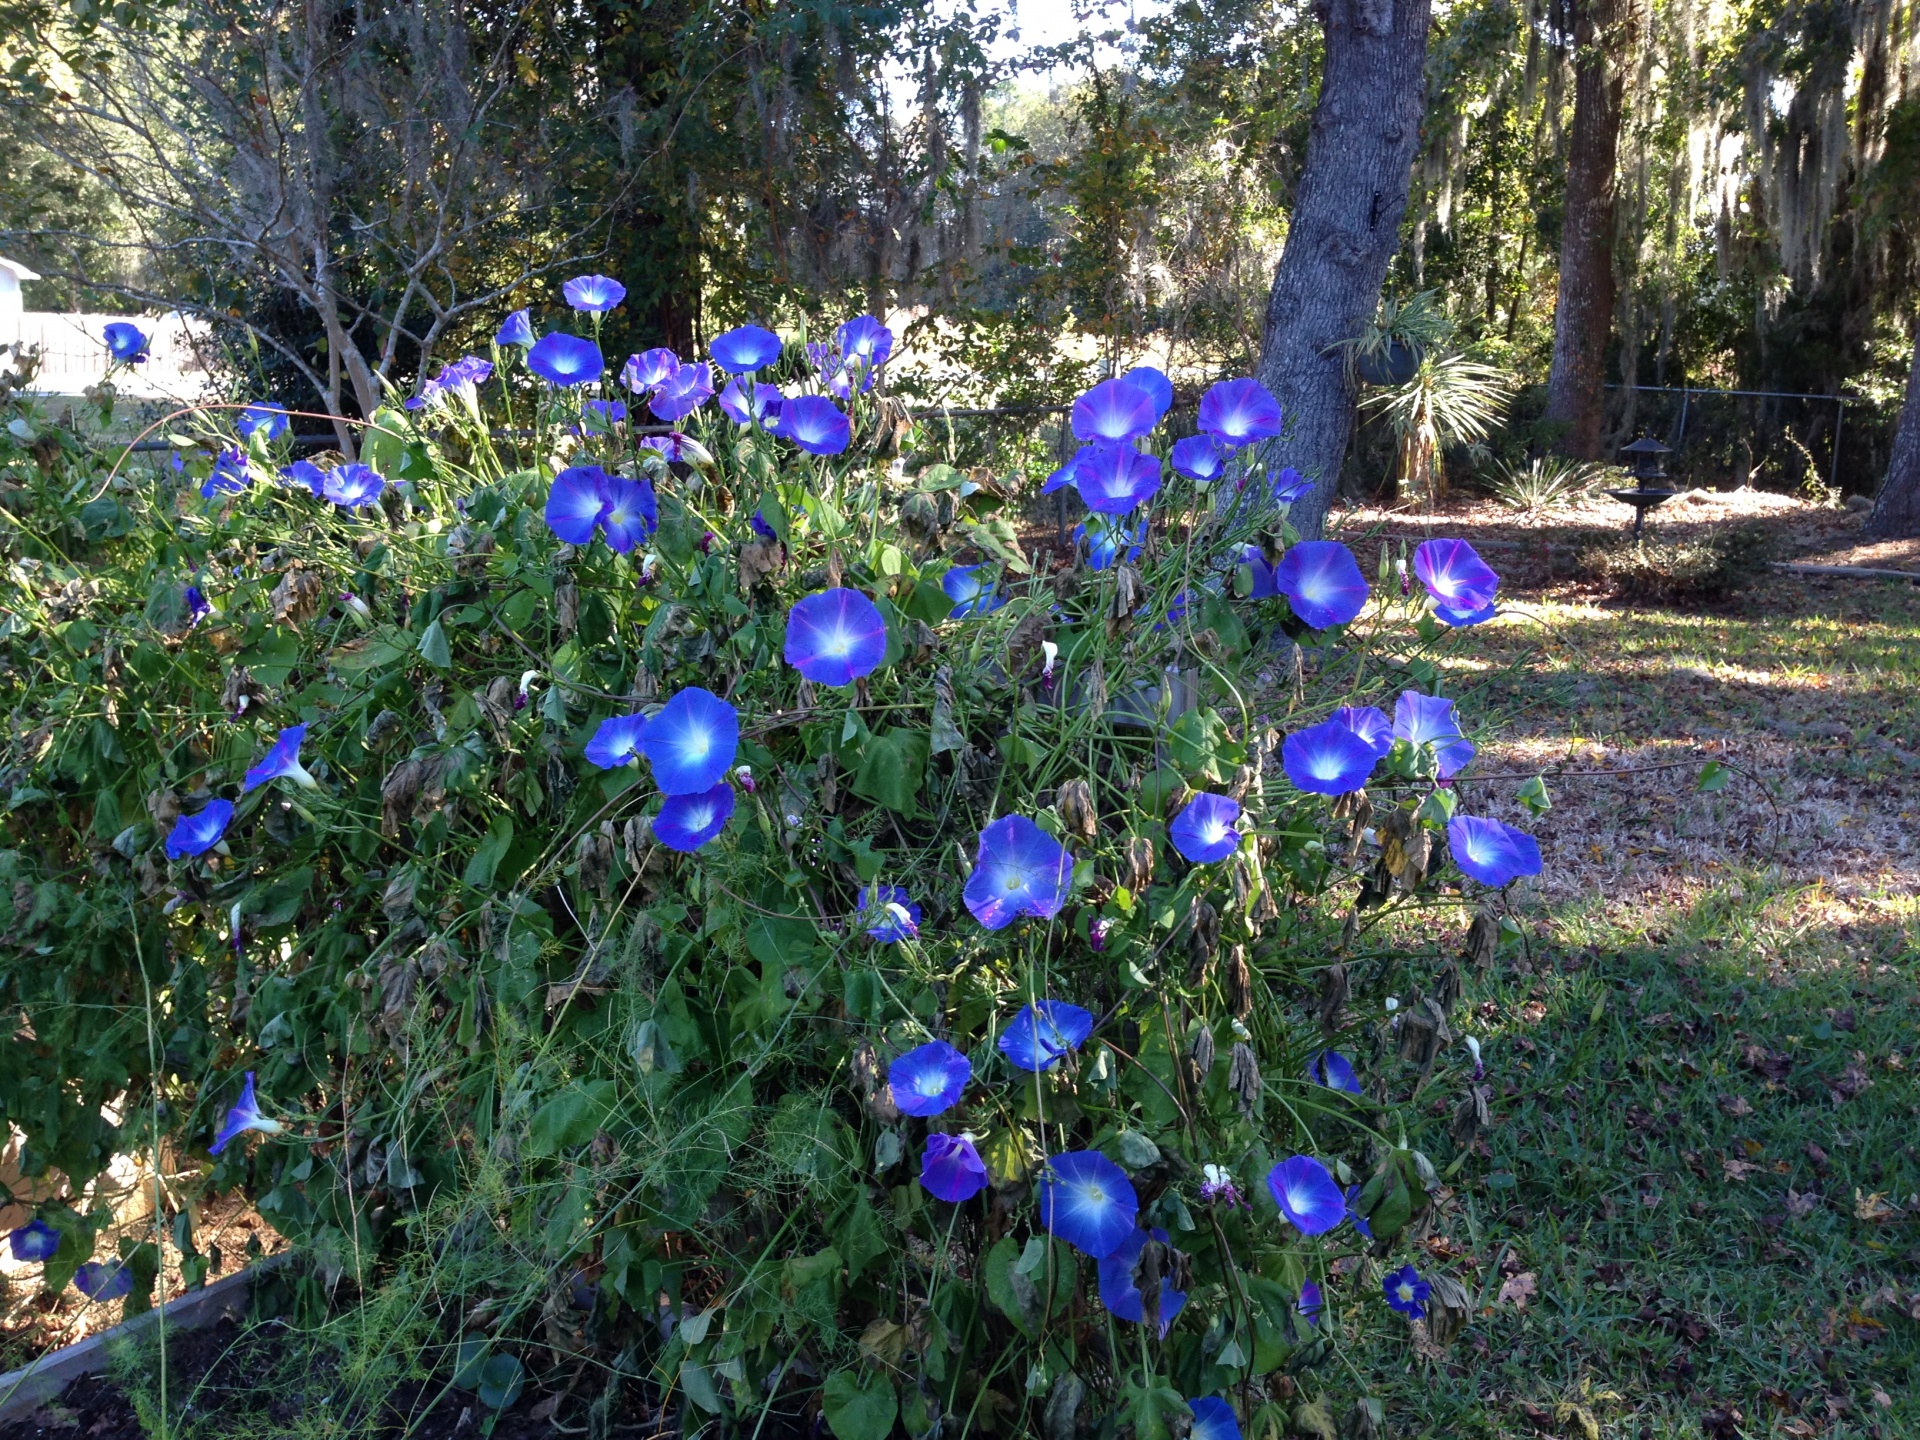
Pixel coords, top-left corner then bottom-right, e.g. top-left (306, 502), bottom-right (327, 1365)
top-left (73, 1261), bottom-right (133, 1301)
top-left (919, 1133), bottom-right (989, 1203)
top-left (1074, 444), bottom-right (1162, 515)
top-left (1274, 541), bottom-right (1368, 629)
top-left (1071, 378), bottom-right (1159, 444)
top-left (942, 564), bottom-right (1005, 618)
top-left (649, 361), bottom-right (714, 422)
top-left (1121, 365), bottom-right (1174, 420)
top-left (778, 395), bottom-right (851, 455)
top-left (1097, 1226), bottom-right (1187, 1335)
top-left (1393, 692), bottom-right (1476, 778)
top-left (1265, 1155), bottom-right (1346, 1235)
top-left (1413, 538), bottom-right (1500, 615)
top-left (236, 404), bottom-right (289, 441)
top-left (784, 588), bottom-right (887, 686)
top-left (322, 463), bottom-right (384, 509)
top-left (964, 817), bottom-right (1074, 930)
top-left (710, 325), bottom-right (784, 374)
top-left (859, 885), bottom-right (923, 943)
top-left (544, 465), bottom-right (611, 545)
top-left (1332, 705), bottom-right (1394, 759)
top-left (103, 322), bottom-right (149, 363)
top-left (1171, 433), bottom-right (1227, 482)
top-left (889, 1040), bottom-right (970, 1117)
top-left (527, 332), bottom-right (604, 386)
top-left (1309, 1050), bottom-right (1362, 1095)
top-left (584, 713), bottom-right (648, 770)
top-left (1383, 1263), bottom-right (1431, 1318)
top-left (1169, 792), bottom-right (1242, 864)
top-left (652, 783), bottom-right (735, 852)
top-left (1447, 815), bottom-right (1543, 887)
top-left (622, 348), bottom-right (681, 391)
top-left (562, 274), bottom-right (626, 312)
top-left (600, 476), bottom-right (659, 554)
top-left (1188, 1398), bottom-right (1243, 1440)
top-left (242, 725), bottom-right (317, 794)
top-left (1197, 378), bottom-right (1282, 445)
top-left (997, 1000), bottom-right (1094, 1071)
top-left (8, 1218), bottom-right (60, 1262)
top-left (493, 309), bottom-right (535, 347)
top-left (1039, 1150), bottom-right (1138, 1258)
top-left (639, 688), bottom-right (739, 795)
top-left (165, 800), bottom-right (233, 859)
top-left (1281, 719), bottom-right (1377, 796)
top-left (209, 1071), bottom-right (283, 1155)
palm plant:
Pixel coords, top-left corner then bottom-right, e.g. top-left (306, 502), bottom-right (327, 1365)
top-left (1363, 350), bottom-right (1516, 505)
top-left (1489, 454), bottom-right (1613, 512)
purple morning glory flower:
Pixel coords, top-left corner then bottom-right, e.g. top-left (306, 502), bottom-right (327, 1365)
top-left (749, 508), bottom-right (778, 540)
top-left (584, 713), bottom-right (648, 770)
top-left (920, 1133), bottom-right (989, 1203)
top-left (784, 588), bottom-right (887, 686)
top-left (74, 1261), bottom-right (132, 1302)
top-left (1346, 1184), bottom-right (1373, 1238)
top-left (1297, 1282), bottom-right (1324, 1327)
top-left (165, 800), bottom-right (233, 859)
top-left (1197, 378), bottom-right (1282, 446)
top-left (998, 1000), bottom-right (1094, 1071)
top-left (280, 459), bottom-right (325, 495)
top-left (642, 431), bottom-right (713, 467)
top-left (650, 360), bottom-right (714, 422)
top-left (710, 325), bottom-right (783, 374)
top-left (1079, 516), bottom-right (1145, 571)
top-left (9, 1218), bottom-right (59, 1262)
top-left (1098, 1226), bottom-right (1187, 1335)
top-left (1282, 718), bottom-right (1378, 796)
top-left (544, 465), bottom-right (611, 545)
top-left (1040, 1150), bottom-right (1139, 1258)
top-left (942, 565), bottom-right (1004, 618)
top-left (888, 1040), bottom-right (969, 1116)
top-left (1188, 1397), bottom-right (1242, 1440)
top-left (1448, 815), bottom-right (1543, 887)
top-left (778, 395), bottom-right (851, 455)
top-left (1274, 541), bottom-right (1368, 629)
top-left (236, 404), bottom-right (289, 442)
top-left (601, 476), bottom-right (658, 554)
top-left (494, 309), bottom-right (535, 347)
top-left (1333, 705), bottom-right (1394, 758)
top-left (1071, 378), bottom-right (1159, 444)
top-left (209, 1071), bottom-right (284, 1155)
top-left (322, 463), bottom-right (384, 509)
top-left (1239, 544), bottom-right (1279, 598)
top-left (622, 348), bottom-right (680, 392)
top-left (201, 446), bottom-right (251, 498)
top-left (1169, 792), bottom-right (1243, 864)
top-left (859, 885), bottom-right (922, 943)
top-left (410, 355), bottom-right (494, 411)
top-left (719, 379), bottom-right (783, 426)
top-left (242, 725), bottom-right (318, 794)
top-left (964, 817), bottom-right (1074, 931)
top-left (577, 399), bottom-right (627, 432)
top-left (1122, 365), bottom-right (1174, 420)
top-left (527, 332), bottom-right (604, 386)
top-left (1266, 1155), bottom-right (1346, 1235)
top-left (822, 316), bottom-right (893, 395)
top-left (1270, 467), bottom-right (1315, 504)
top-left (639, 687), bottom-right (739, 795)
top-left (184, 585), bottom-right (210, 624)
top-left (563, 274), bottom-right (626, 312)
top-left (1041, 448), bottom-right (1090, 494)
top-left (1414, 538), bottom-right (1501, 625)
top-left (103, 322), bottom-right (149, 364)
top-left (1172, 434), bottom-right (1227, 483)
top-left (652, 783), bottom-right (735, 852)
top-left (1074, 444), bottom-right (1162, 515)
top-left (1384, 1264), bottom-right (1431, 1318)
top-left (1393, 692), bottom-right (1475, 777)
top-left (1309, 1050), bottom-right (1362, 1095)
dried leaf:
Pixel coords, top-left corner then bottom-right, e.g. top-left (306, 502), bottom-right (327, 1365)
top-left (1497, 1271), bottom-right (1537, 1309)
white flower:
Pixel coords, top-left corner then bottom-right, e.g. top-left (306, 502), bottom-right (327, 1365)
top-left (518, 669), bottom-right (541, 698)
top-left (1040, 640), bottom-right (1058, 681)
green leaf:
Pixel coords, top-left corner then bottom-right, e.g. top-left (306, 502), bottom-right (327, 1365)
top-left (418, 617), bottom-right (452, 670)
top-left (478, 1353), bottom-right (524, 1409)
top-left (238, 628), bottom-right (302, 687)
top-left (1515, 774), bottom-right (1552, 815)
top-left (822, 1369), bottom-right (898, 1440)
top-left (1696, 759), bottom-right (1732, 792)
top-left (462, 814), bottom-right (515, 888)
top-left (362, 407), bottom-right (410, 477)
top-left (851, 727), bottom-right (928, 817)
top-left (680, 1360), bottom-right (725, 1414)
top-left (959, 516), bottom-right (1030, 574)
top-left (526, 1079), bottom-right (617, 1156)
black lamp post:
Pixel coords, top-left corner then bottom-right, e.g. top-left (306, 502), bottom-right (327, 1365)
top-left (1607, 437), bottom-right (1677, 540)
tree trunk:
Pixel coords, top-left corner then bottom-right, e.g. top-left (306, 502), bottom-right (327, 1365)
top-left (1542, 0), bottom-right (1634, 459)
top-left (1253, 0), bottom-right (1434, 540)
top-left (1867, 325), bottom-right (1920, 538)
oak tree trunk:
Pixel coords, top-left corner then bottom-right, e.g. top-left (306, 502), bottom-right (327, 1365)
top-left (1867, 325), bottom-right (1920, 538)
top-left (1254, 0), bottom-right (1434, 540)
top-left (1543, 0), bottom-right (1633, 459)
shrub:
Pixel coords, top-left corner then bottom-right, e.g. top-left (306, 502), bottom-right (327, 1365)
top-left (1577, 524), bottom-right (1776, 601)
top-left (1487, 455), bottom-right (1613, 513)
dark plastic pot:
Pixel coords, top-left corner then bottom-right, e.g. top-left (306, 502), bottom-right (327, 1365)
top-left (1356, 340), bottom-right (1420, 387)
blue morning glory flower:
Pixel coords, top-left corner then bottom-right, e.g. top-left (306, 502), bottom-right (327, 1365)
top-left (1383, 1263), bottom-right (1431, 1318)
top-left (778, 395), bottom-right (851, 455)
top-left (1266, 1155), bottom-right (1346, 1235)
top-left (8, 1218), bottom-right (59, 1262)
top-left (1074, 444), bottom-right (1162, 515)
top-left (860, 884), bottom-right (922, 943)
top-left (1122, 365), bottom-right (1174, 420)
top-left (166, 800), bottom-right (233, 859)
top-left (888, 1040), bottom-right (969, 1116)
top-left (1169, 792), bottom-right (1243, 863)
top-left (236, 404), bottom-right (289, 442)
top-left (1333, 705), bottom-right (1394, 758)
top-left (1274, 541), bottom-right (1368, 628)
top-left (410, 355), bottom-right (494, 411)
top-left (494, 308), bottom-right (535, 347)
top-left (74, 1260), bottom-right (132, 1302)
top-left (920, 1133), bottom-right (989, 1203)
top-left (280, 459), bottom-right (325, 496)
top-left (544, 465), bottom-right (611, 545)
top-left (941, 564), bottom-right (1004, 618)
top-left (1238, 544), bottom-right (1279, 598)
top-left (1282, 718), bottom-right (1378, 796)
top-left (1448, 815), bottom-right (1543, 887)
top-left (103, 322), bottom-right (149, 364)
top-left (653, 783), bottom-right (735, 851)
top-left (563, 274), bottom-right (626, 312)
top-left (1098, 1226), bottom-right (1187, 1335)
top-left (185, 585), bottom-right (210, 624)
top-left (1414, 538), bottom-right (1500, 625)
top-left (1041, 447), bottom-right (1091, 494)
top-left (1039, 1150), bottom-right (1138, 1258)
top-left (1171, 434), bottom-right (1227, 483)
top-left (964, 817), bottom-right (1074, 930)
top-left (823, 316), bottom-right (893, 395)
top-left (209, 1071), bottom-right (285, 1155)
top-left (998, 1000), bottom-right (1094, 1072)
top-left (710, 325), bottom-right (783, 374)
top-left (1309, 1050), bottom-right (1362, 1094)
top-left (1071, 378), bottom-right (1159, 444)
top-left (749, 508), bottom-right (778, 540)
top-left (1270, 466), bottom-right (1315, 504)
top-left (784, 588), bottom-right (887, 686)
top-left (1297, 1281), bottom-right (1324, 1327)
top-left (527, 332), bottom-right (604, 386)
top-left (622, 348), bottom-right (680, 392)
top-left (322, 463), bottom-right (385, 509)
top-left (1188, 1397), bottom-right (1243, 1440)
top-left (1393, 692), bottom-right (1475, 777)
top-left (649, 361), bottom-right (713, 422)
top-left (1079, 516), bottom-right (1145, 571)
top-left (201, 446), bottom-right (251, 498)
top-left (578, 398), bottom-right (627, 431)
top-left (242, 725), bottom-right (317, 794)
top-left (584, 713), bottom-right (648, 770)
top-left (600, 476), bottom-right (658, 554)
top-left (642, 431), bottom-right (713, 467)
top-left (1197, 378), bottom-right (1282, 446)
top-left (640, 687), bottom-right (739, 795)
top-left (719, 379), bottom-right (783, 426)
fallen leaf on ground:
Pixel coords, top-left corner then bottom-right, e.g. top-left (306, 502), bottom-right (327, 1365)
top-left (1784, 1188), bottom-right (1819, 1218)
top-left (1497, 1271), bottom-right (1537, 1308)
top-left (1854, 1190), bottom-right (1901, 1222)
top-left (1722, 1157), bottom-right (1761, 1182)
top-left (1718, 1094), bottom-right (1754, 1117)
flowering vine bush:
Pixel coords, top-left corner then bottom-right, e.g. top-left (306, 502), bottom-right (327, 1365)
top-left (0, 296), bottom-right (1539, 1435)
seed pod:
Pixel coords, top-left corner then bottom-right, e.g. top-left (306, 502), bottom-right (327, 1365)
top-left (1189, 1025), bottom-right (1216, 1081)
top-left (1224, 944), bottom-right (1253, 1019)
top-left (1186, 898), bottom-right (1218, 985)
top-left (1123, 835), bottom-right (1156, 893)
top-left (1228, 1041), bottom-right (1261, 1119)
top-left (1056, 778), bottom-right (1099, 840)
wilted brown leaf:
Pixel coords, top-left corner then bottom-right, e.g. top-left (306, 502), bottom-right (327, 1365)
top-left (1717, 1093), bottom-right (1754, 1117)
top-left (1497, 1271), bottom-right (1537, 1308)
